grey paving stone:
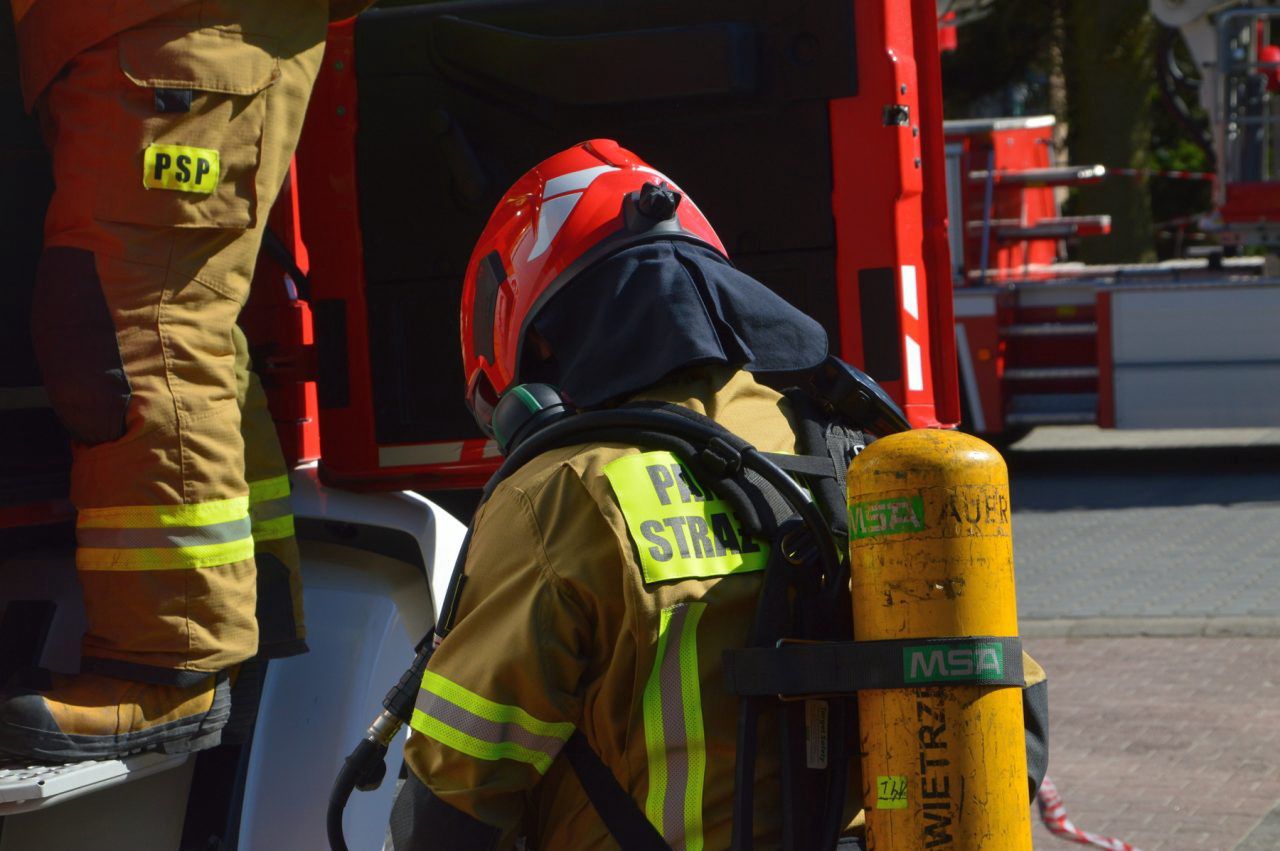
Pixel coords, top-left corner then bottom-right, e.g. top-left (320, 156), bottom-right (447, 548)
top-left (1027, 637), bottom-right (1280, 851)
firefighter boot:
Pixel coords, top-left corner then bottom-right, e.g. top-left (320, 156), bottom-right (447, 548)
top-left (0, 671), bottom-right (230, 762)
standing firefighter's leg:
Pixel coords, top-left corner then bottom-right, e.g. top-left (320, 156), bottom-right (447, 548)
top-left (235, 325), bottom-right (306, 660)
top-left (0, 1), bottom-right (326, 761)
top-left (218, 325), bottom-right (307, 743)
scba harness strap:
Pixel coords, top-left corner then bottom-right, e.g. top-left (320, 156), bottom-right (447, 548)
top-left (724, 635), bottom-right (1026, 697)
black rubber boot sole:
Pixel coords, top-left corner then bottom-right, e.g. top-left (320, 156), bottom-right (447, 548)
top-left (0, 674), bottom-right (231, 763)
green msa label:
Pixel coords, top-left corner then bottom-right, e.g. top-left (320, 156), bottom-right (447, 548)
top-left (849, 495), bottom-right (925, 540)
top-left (903, 641), bottom-right (1005, 684)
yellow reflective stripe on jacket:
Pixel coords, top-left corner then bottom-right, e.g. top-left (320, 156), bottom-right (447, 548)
top-left (249, 475), bottom-right (294, 543)
top-left (77, 539), bottom-right (256, 570)
top-left (248, 475), bottom-right (291, 504)
top-left (643, 602), bottom-right (708, 851)
top-left (251, 514), bottom-right (295, 542)
top-left (604, 451), bottom-right (768, 584)
top-left (77, 496), bottom-right (249, 529)
top-left (76, 497), bottom-right (254, 571)
top-left (410, 670), bottom-right (574, 774)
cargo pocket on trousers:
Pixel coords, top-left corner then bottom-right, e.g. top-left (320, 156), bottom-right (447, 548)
top-left (94, 26), bottom-right (280, 230)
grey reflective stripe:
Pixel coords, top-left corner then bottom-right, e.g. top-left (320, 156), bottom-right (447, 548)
top-left (250, 496), bottom-right (292, 525)
top-left (414, 686), bottom-right (568, 764)
top-left (659, 605), bottom-right (692, 849)
top-left (665, 604), bottom-right (696, 844)
top-left (76, 516), bottom-right (254, 550)
top-left (644, 601), bottom-right (708, 851)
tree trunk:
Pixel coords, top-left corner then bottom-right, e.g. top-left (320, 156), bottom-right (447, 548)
top-left (1064, 0), bottom-right (1156, 263)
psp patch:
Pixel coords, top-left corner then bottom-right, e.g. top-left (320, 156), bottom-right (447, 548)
top-left (142, 144), bottom-right (219, 194)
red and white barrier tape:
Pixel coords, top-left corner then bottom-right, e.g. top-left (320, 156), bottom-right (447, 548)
top-left (1108, 167), bottom-right (1215, 182)
top-left (1037, 775), bottom-right (1142, 851)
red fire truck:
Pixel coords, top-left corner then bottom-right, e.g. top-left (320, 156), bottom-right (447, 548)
top-left (0, 2), bottom-right (963, 848)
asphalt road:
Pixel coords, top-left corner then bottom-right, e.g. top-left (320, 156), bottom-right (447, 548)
top-left (1006, 426), bottom-right (1280, 633)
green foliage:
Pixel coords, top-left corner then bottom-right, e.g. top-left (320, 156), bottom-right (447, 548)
top-left (944, 0), bottom-right (1219, 261)
top-left (1146, 44), bottom-right (1214, 255)
top-left (1147, 136), bottom-right (1212, 237)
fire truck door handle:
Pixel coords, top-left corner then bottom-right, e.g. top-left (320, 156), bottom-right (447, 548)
top-left (428, 108), bottom-right (490, 209)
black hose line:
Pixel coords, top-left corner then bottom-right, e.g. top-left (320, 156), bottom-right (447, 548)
top-left (327, 744), bottom-right (365, 851)
top-left (495, 406), bottom-right (841, 579)
top-left (328, 644), bottom-right (437, 851)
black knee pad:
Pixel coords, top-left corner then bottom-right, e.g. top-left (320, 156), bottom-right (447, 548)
top-left (389, 771), bottom-right (501, 851)
top-left (30, 247), bottom-right (132, 446)
top-left (254, 551), bottom-right (307, 658)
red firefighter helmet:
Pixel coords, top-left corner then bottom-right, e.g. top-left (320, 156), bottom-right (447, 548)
top-left (460, 139), bottom-right (728, 434)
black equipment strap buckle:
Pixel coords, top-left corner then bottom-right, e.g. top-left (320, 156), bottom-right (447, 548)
top-left (699, 436), bottom-right (742, 476)
top-left (724, 635), bottom-right (1025, 698)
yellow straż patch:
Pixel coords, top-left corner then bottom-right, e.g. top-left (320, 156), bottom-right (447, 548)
top-left (604, 450), bottom-right (769, 584)
top-left (142, 144), bottom-right (219, 194)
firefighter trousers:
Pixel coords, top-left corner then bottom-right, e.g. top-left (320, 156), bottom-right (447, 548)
top-left (27, 1), bottom-right (328, 685)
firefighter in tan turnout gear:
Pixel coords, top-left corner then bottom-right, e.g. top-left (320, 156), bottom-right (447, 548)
top-left (388, 140), bottom-right (1050, 849)
top-left (0, 0), bottom-right (369, 761)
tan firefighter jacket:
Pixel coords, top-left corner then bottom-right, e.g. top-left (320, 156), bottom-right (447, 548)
top-left (402, 365), bottom-right (1046, 849)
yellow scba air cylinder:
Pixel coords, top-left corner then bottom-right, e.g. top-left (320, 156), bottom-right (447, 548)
top-left (847, 428), bottom-right (1031, 850)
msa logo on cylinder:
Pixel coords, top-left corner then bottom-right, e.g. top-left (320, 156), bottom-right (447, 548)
top-left (849, 495), bottom-right (925, 540)
top-left (903, 641), bottom-right (1005, 684)
top-left (142, 144), bottom-right (220, 194)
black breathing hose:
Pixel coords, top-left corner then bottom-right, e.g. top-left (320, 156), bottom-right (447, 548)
top-left (327, 739), bottom-right (374, 851)
top-left (327, 643), bottom-right (436, 851)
